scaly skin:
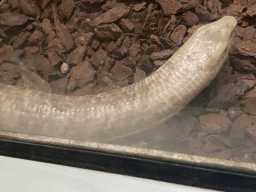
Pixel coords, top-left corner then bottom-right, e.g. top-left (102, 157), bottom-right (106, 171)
top-left (0, 16), bottom-right (237, 142)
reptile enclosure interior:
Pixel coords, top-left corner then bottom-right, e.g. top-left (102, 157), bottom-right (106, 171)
top-left (0, 0), bottom-right (256, 191)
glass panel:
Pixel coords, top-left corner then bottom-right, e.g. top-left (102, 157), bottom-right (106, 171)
top-left (0, 0), bottom-right (256, 175)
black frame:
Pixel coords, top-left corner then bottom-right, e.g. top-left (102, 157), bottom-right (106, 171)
top-left (1, 136), bottom-right (256, 192)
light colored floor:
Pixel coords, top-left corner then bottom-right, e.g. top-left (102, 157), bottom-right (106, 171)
top-left (0, 155), bottom-right (220, 192)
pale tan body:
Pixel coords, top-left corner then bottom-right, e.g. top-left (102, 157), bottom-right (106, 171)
top-left (0, 16), bottom-right (237, 142)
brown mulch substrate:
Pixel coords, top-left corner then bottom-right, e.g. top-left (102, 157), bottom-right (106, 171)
top-left (1, 0), bottom-right (256, 163)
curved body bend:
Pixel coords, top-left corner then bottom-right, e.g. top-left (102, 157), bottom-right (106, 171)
top-left (0, 16), bottom-right (237, 142)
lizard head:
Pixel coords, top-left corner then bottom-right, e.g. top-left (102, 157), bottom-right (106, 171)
top-left (182, 16), bottom-right (237, 75)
